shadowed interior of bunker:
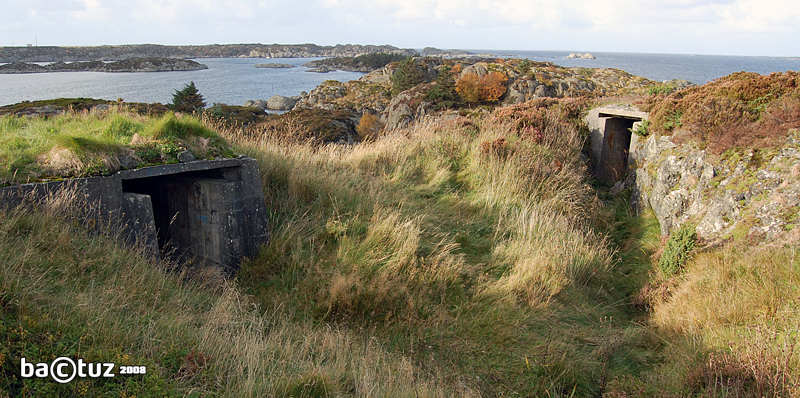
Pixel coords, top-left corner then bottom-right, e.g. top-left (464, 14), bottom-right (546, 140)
top-left (121, 167), bottom-right (237, 266)
top-left (597, 113), bottom-right (640, 184)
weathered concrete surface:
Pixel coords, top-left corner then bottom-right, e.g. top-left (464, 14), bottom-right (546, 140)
top-left (120, 192), bottom-right (158, 256)
top-left (585, 106), bottom-right (648, 184)
top-left (0, 176), bottom-right (124, 225)
top-left (0, 156), bottom-right (270, 273)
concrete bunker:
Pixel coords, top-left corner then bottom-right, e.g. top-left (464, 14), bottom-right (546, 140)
top-left (0, 157), bottom-right (270, 273)
top-left (585, 106), bottom-right (648, 184)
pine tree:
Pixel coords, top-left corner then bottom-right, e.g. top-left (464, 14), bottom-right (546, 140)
top-left (427, 66), bottom-right (461, 110)
top-left (170, 81), bottom-right (206, 113)
top-left (391, 57), bottom-right (425, 96)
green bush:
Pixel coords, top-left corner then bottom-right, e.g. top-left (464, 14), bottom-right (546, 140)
top-left (659, 225), bottom-right (697, 277)
top-left (170, 81), bottom-right (206, 113)
top-left (518, 58), bottom-right (531, 75)
top-left (426, 66), bottom-right (461, 110)
top-left (391, 57), bottom-right (425, 96)
top-left (661, 110), bottom-right (683, 131)
top-left (647, 83), bottom-right (676, 96)
top-left (629, 120), bottom-right (651, 137)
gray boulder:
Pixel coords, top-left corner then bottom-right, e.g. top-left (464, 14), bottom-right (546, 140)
top-left (460, 64), bottom-right (488, 78)
top-left (244, 99), bottom-right (269, 110)
top-left (385, 101), bottom-right (413, 131)
top-left (267, 95), bottom-right (297, 110)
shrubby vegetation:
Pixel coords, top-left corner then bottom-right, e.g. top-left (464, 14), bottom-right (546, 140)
top-left (455, 71), bottom-right (509, 105)
top-left (426, 65), bottom-right (461, 110)
top-left (391, 56), bottom-right (425, 96)
top-left (355, 112), bottom-right (382, 141)
top-left (455, 73), bottom-right (481, 104)
top-left (641, 71), bottom-right (800, 154)
top-left (658, 224), bottom-right (697, 277)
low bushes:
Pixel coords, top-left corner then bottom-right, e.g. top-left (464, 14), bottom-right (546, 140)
top-left (642, 71), bottom-right (800, 154)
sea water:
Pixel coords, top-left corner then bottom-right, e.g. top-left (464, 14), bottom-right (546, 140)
top-left (0, 58), bottom-right (364, 107)
top-left (1, 52), bottom-right (798, 107)
top-left (496, 50), bottom-right (800, 85)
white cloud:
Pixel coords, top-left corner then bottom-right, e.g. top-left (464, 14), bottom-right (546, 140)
top-left (0, 0), bottom-right (798, 55)
top-left (720, 0), bottom-right (800, 33)
top-left (72, 0), bottom-right (111, 20)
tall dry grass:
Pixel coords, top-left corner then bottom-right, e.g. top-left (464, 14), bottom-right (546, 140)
top-left (610, 242), bottom-right (800, 397)
top-left (0, 189), bottom-right (445, 397)
top-left (213, 102), bottom-right (638, 396)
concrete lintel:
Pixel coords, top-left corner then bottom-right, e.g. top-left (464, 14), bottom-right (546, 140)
top-left (117, 157), bottom-right (246, 180)
top-left (594, 106), bottom-right (648, 121)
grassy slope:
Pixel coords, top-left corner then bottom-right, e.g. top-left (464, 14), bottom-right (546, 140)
top-left (1, 92), bottom-right (798, 397)
top-left (228, 100), bottom-right (660, 396)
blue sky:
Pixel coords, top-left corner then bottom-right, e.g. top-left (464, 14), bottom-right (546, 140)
top-left (2, 0), bottom-right (799, 57)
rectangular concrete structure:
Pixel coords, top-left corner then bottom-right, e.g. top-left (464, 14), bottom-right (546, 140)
top-left (585, 106), bottom-right (648, 184)
top-left (0, 156), bottom-right (270, 274)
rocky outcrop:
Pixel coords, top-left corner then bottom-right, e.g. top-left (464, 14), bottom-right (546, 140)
top-left (294, 82), bottom-right (349, 110)
top-left (294, 58), bottom-right (659, 131)
top-left (383, 84), bottom-right (435, 130)
top-left (421, 47), bottom-right (472, 57)
top-left (294, 80), bottom-right (391, 115)
top-left (460, 63), bottom-right (489, 78)
top-left (566, 53), bottom-right (596, 59)
top-left (267, 95), bottom-right (297, 110)
top-left (623, 132), bottom-right (800, 242)
top-left (0, 58), bottom-right (207, 73)
top-left (243, 99), bottom-right (269, 110)
top-left (255, 63), bottom-right (294, 68)
top-left (305, 65), bottom-right (335, 73)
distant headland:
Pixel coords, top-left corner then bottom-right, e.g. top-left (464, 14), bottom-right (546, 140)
top-left (0, 58), bottom-right (208, 74)
top-left (0, 44), bottom-right (472, 63)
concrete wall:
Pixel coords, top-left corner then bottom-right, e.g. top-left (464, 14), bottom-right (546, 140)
top-left (0, 156), bottom-right (270, 273)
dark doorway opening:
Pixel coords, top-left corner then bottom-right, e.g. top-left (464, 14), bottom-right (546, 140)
top-left (121, 168), bottom-right (232, 265)
top-left (597, 116), bottom-right (637, 184)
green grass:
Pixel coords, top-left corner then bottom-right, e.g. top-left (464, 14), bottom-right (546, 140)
top-left (0, 98), bottom-right (113, 115)
top-left (0, 108), bottom-right (233, 185)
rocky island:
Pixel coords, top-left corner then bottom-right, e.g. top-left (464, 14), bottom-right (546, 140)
top-left (254, 63), bottom-right (294, 68)
top-left (0, 57), bottom-right (208, 73)
top-left (566, 52), bottom-right (596, 59)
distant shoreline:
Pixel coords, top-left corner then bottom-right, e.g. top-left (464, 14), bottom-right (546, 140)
top-left (0, 58), bottom-right (208, 74)
top-left (0, 44), bottom-right (471, 63)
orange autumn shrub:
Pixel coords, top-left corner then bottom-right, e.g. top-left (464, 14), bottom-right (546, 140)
top-left (478, 72), bottom-right (508, 103)
top-left (456, 73), bottom-right (480, 104)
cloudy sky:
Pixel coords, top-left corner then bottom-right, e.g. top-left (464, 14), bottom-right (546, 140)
top-left (2, 0), bottom-right (799, 57)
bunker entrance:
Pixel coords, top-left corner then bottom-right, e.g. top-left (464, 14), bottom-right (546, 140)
top-left (596, 114), bottom-right (639, 184)
top-left (0, 157), bottom-right (270, 274)
top-left (121, 167), bottom-right (242, 268)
